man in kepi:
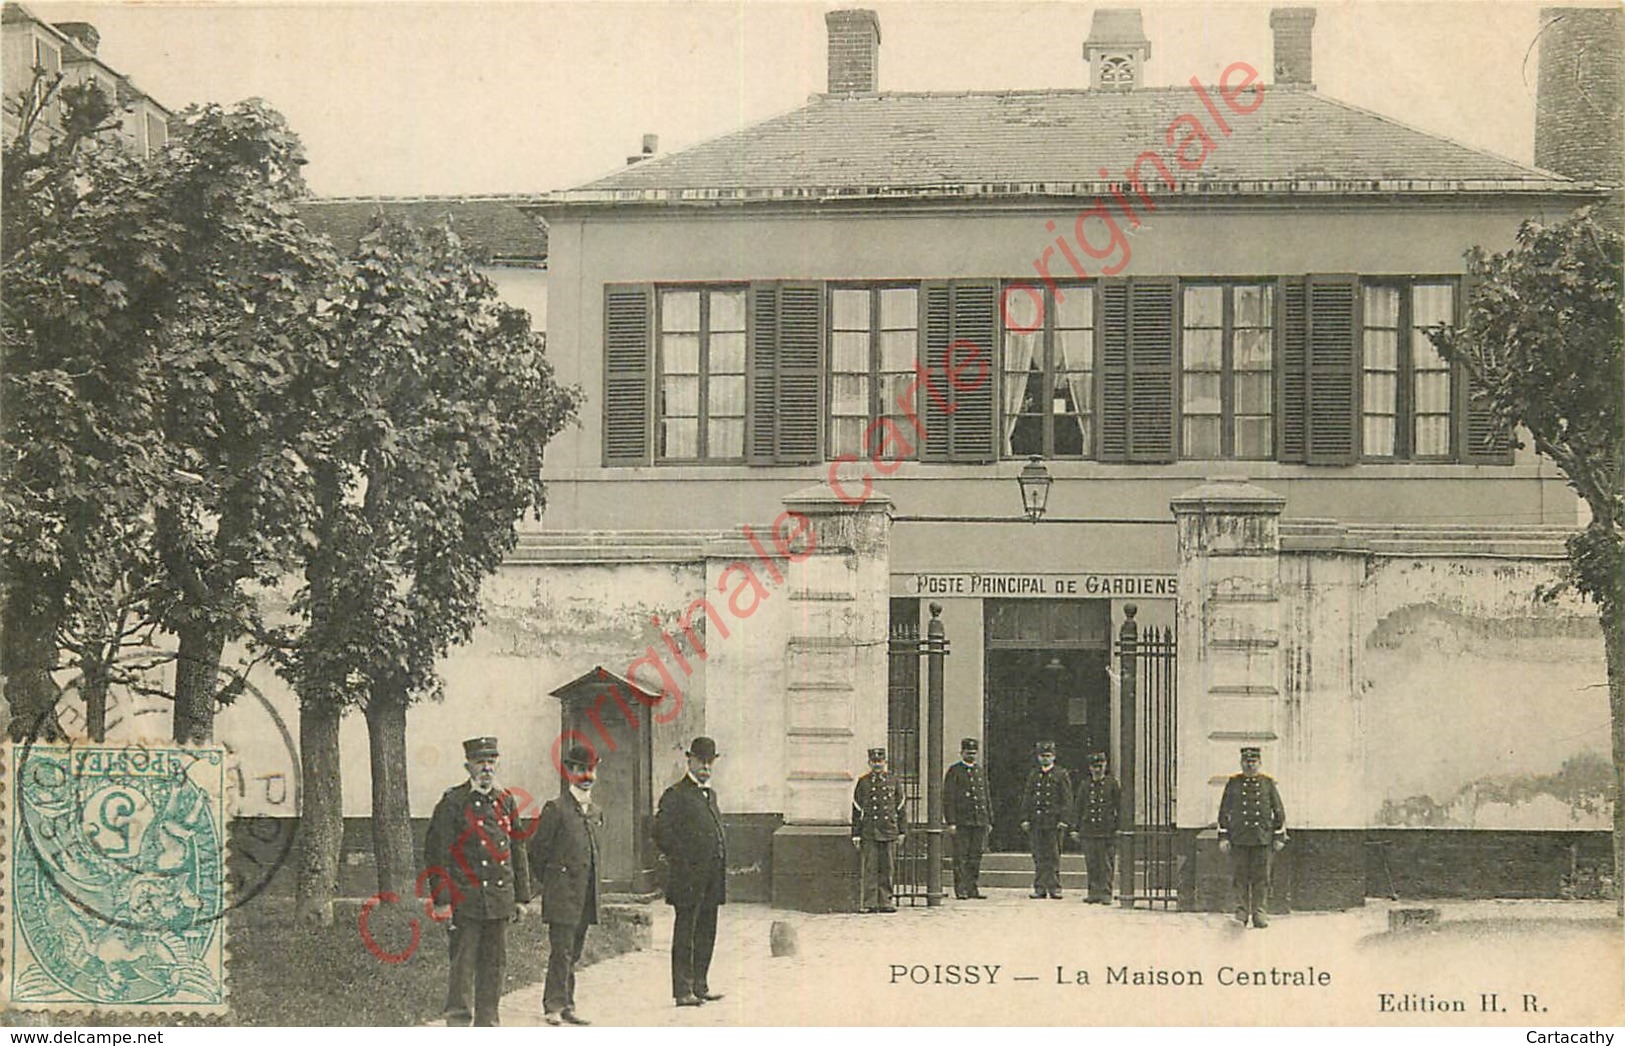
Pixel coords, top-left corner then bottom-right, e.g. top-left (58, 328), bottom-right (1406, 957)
top-left (654, 736), bottom-right (727, 1008)
top-left (943, 737), bottom-right (992, 900)
top-left (1071, 751), bottom-right (1121, 904)
top-left (528, 744), bottom-right (601, 1026)
top-left (425, 736), bottom-right (532, 1027)
top-left (851, 746), bottom-right (907, 913)
top-left (1217, 746), bottom-right (1287, 928)
top-left (1018, 741), bottom-right (1073, 899)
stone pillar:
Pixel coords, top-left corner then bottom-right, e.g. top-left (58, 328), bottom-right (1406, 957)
top-left (1169, 480), bottom-right (1285, 910)
top-left (771, 481), bottom-right (892, 911)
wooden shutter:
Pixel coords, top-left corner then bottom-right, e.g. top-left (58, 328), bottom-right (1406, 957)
top-left (921, 282), bottom-right (953, 462)
top-left (1305, 275), bottom-right (1359, 465)
top-left (603, 284), bottom-right (652, 466)
top-left (1454, 272), bottom-right (1514, 464)
top-left (949, 281), bottom-right (999, 462)
top-left (1276, 277), bottom-right (1308, 463)
top-left (1098, 280), bottom-right (1130, 462)
top-left (1128, 278), bottom-right (1177, 463)
top-left (746, 282), bottom-right (824, 464)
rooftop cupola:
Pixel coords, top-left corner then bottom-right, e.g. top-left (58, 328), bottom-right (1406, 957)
top-left (1084, 8), bottom-right (1151, 91)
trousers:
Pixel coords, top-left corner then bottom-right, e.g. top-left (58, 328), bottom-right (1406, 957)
top-left (1081, 836), bottom-right (1115, 901)
top-left (1030, 824), bottom-right (1063, 894)
top-left (1231, 844), bottom-right (1274, 916)
top-left (859, 838), bottom-right (896, 909)
top-left (951, 825), bottom-right (988, 897)
top-left (446, 916), bottom-right (508, 1026)
top-left (670, 903), bottom-right (719, 999)
top-left (543, 919), bottom-right (589, 1015)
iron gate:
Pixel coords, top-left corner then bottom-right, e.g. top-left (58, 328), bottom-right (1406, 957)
top-left (887, 605), bottom-right (928, 904)
top-left (1116, 606), bottom-right (1178, 908)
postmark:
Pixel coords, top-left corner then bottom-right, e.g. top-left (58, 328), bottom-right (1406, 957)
top-left (3, 740), bottom-right (230, 1013)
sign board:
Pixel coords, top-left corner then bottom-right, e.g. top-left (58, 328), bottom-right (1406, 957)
top-left (892, 573), bottom-right (1178, 598)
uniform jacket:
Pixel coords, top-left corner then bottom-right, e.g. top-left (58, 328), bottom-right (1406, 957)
top-left (1073, 774), bottom-right (1121, 838)
top-left (424, 782), bottom-right (532, 921)
top-left (1019, 766), bottom-right (1074, 827)
top-left (851, 770), bottom-right (908, 841)
top-left (527, 789), bottom-right (600, 926)
top-left (654, 775), bottom-right (727, 909)
top-left (1217, 772), bottom-right (1287, 846)
top-left (943, 761), bottom-right (992, 827)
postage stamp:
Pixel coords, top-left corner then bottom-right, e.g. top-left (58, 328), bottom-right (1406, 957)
top-left (2, 741), bottom-right (230, 1014)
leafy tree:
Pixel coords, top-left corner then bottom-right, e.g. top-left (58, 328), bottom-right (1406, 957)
top-left (269, 213), bottom-right (577, 909)
top-left (1428, 206), bottom-right (1624, 912)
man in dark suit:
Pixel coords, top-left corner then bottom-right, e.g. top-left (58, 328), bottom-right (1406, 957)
top-left (1071, 751), bottom-right (1121, 904)
top-left (943, 737), bottom-right (992, 900)
top-left (851, 746), bottom-right (907, 913)
top-left (1018, 740), bottom-right (1073, 899)
top-left (1217, 746), bottom-right (1287, 928)
top-left (425, 736), bottom-right (532, 1027)
top-left (653, 736), bottom-right (726, 1008)
top-left (528, 744), bottom-right (601, 1026)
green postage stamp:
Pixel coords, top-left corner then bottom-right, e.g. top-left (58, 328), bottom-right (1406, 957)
top-left (3, 742), bottom-right (229, 1014)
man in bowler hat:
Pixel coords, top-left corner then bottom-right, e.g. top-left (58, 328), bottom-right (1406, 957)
top-left (1018, 741), bottom-right (1073, 899)
top-left (425, 736), bottom-right (532, 1027)
top-left (654, 736), bottom-right (727, 1007)
top-left (851, 746), bottom-right (907, 913)
top-left (943, 737), bottom-right (992, 899)
top-left (1217, 746), bottom-right (1287, 927)
top-left (1071, 752), bottom-right (1121, 904)
top-left (528, 744), bottom-right (601, 1025)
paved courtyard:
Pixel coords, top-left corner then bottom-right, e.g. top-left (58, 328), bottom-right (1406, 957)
top-left (496, 893), bottom-right (1623, 1027)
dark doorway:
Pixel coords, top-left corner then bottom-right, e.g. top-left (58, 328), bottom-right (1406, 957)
top-left (983, 600), bottom-right (1111, 852)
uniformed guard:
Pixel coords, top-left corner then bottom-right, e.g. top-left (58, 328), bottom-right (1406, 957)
top-left (1018, 741), bottom-right (1073, 899)
top-left (425, 736), bottom-right (533, 1026)
top-left (1217, 746), bottom-right (1287, 928)
top-left (1071, 751), bottom-right (1121, 904)
top-left (851, 746), bottom-right (907, 913)
top-left (943, 737), bottom-right (992, 900)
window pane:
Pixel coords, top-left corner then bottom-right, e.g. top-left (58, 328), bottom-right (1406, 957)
top-left (709, 375), bottom-right (746, 416)
top-left (1005, 374), bottom-right (1036, 416)
top-left (831, 417), bottom-right (866, 458)
top-left (709, 290), bottom-right (746, 332)
top-left (1183, 372), bottom-right (1222, 415)
top-left (1234, 373), bottom-right (1272, 415)
top-left (831, 374), bottom-right (868, 416)
top-left (662, 290), bottom-right (700, 333)
top-left (1182, 416), bottom-right (1222, 458)
top-left (1413, 335), bottom-right (1447, 371)
top-left (1363, 285), bottom-right (1400, 328)
top-left (1412, 283), bottom-right (1454, 329)
top-left (832, 332), bottom-right (869, 373)
top-left (1363, 416), bottom-right (1396, 457)
top-left (1056, 414), bottom-right (1091, 457)
top-left (1055, 288), bottom-right (1093, 330)
top-left (1414, 415), bottom-right (1450, 457)
top-left (1008, 414), bottom-right (1043, 456)
top-left (1183, 285), bottom-right (1223, 326)
top-left (1234, 284), bottom-right (1274, 328)
top-left (879, 288), bottom-right (917, 329)
top-left (1363, 330), bottom-right (1399, 371)
top-left (661, 375), bottom-right (699, 417)
top-left (1234, 417), bottom-right (1272, 459)
top-left (1182, 328), bottom-right (1223, 370)
top-left (661, 418), bottom-right (698, 458)
top-left (662, 334), bottom-right (700, 374)
top-left (710, 332), bottom-right (746, 373)
top-left (707, 418), bottom-right (744, 458)
top-left (1003, 285), bottom-right (1043, 331)
top-left (1233, 327), bottom-right (1273, 369)
top-left (879, 371), bottom-right (915, 412)
top-left (1056, 330), bottom-right (1093, 371)
top-left (880, 329), bottom-right (917, 372)
top-left (832, 289), bottom-right (870, 330)
top-left (1363, 373), bottom-right (1397, 414)
top-left (1414, 371), bottom-right (1450, 413)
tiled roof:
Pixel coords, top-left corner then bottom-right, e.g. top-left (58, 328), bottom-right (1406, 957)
top-left (557, 87), bottom-right (1581, 204)
top-left (298, 196), bottom-right (548, 264)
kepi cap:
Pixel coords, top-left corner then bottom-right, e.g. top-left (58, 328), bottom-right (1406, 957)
top-left (463, 736), bottom-right (500, 760)
top-left (1035, 740), bottom-right (1056, 755)
top-left (867, 746), bottom-right (887, 761)
top-left (1240, 746), bottom-right (1262, 759)
top-left (1088, 751), bottom-right (1108, 765)
top-left (960, 738), bottom-right (979, 752)
top-left (687, 736), bottom-right (720, 761)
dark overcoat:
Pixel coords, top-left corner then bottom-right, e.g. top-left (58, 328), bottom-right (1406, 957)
top-left (423, 782), bottom-right (532, 921)
top-left (1217, 772), bottom-right (1287, 846)
top-left (943, 761), bottom-right (992, 827)
top-left (527, 789), bottom-right (600, 926)
top-left (653, 775), bottom-right (727, 909)
top-left (1018, 766), bottom-right (1074, 828)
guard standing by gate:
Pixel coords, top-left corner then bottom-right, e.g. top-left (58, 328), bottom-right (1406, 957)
top-left (1018, 741), bottom-right (1072, 899)
top-left (1071, 752), bottom-right (1121, 904)
top-left (852, 746), bottom-right (907, 913)
top-left (943, 738), bottom-right (992, 900)
top-left (1217, 746), bottom-right (1287, 928)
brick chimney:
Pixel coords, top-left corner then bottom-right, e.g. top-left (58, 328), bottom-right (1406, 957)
top-left (1535, 7), bottom-right (1623, 187)
top-left (625, 133), bottom-right (659, 166)
top-left (53, 21), bottom-right (100, 56)
top-left (825, 9), bottom-right (880, 94)
top-left (1269, 8), bottom-right (1316, 86)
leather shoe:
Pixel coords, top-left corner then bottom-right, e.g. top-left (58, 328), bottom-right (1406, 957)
top-left (675, 995), bottom-right (704, 1008)
top-left (968, 891), bottom-right (987, 899)
top-left (1251, 911), bottom-right (1269, 928)
top-left (560, 1010), bottom-right (591, 1026)
top-left (1233, 908), bottom-right (1250, 926)
top-left (697, 992), bottom-right (724, 1002)
top-left (1029, 891), bottom-right (1046, 899)
top-left (878, 905), bottom-right (898, 913)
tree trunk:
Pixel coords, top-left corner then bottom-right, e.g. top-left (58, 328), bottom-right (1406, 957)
top-left (294, 696), bottom-right (344, 926)
top-left (1603, 598), bottom-right (1623, 918)
top-left (1, 594), bottom-right (64, 743)
top-left (173, 618), bottom-right (224, 743)
top-left (365, 686), bottom-right (415, 898)
top-left (81, 641), bottom-right (109, 742)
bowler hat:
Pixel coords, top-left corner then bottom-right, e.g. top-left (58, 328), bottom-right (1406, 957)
top-left (867, 746), bottom-right (887, 761)
top-left (562, 744), bottom-right (596, 770)
top-left (960, 738), bottom-right (979, 752)
top-left (1035, 740), bottom-right (1056, 755)
top-left (463, 736), bottom-right (500, 760)
top-left (687, 736), bottom-right (720, 761)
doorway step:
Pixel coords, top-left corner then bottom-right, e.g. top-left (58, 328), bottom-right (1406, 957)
top-left (948, 852), bottom-right (1089, 891)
